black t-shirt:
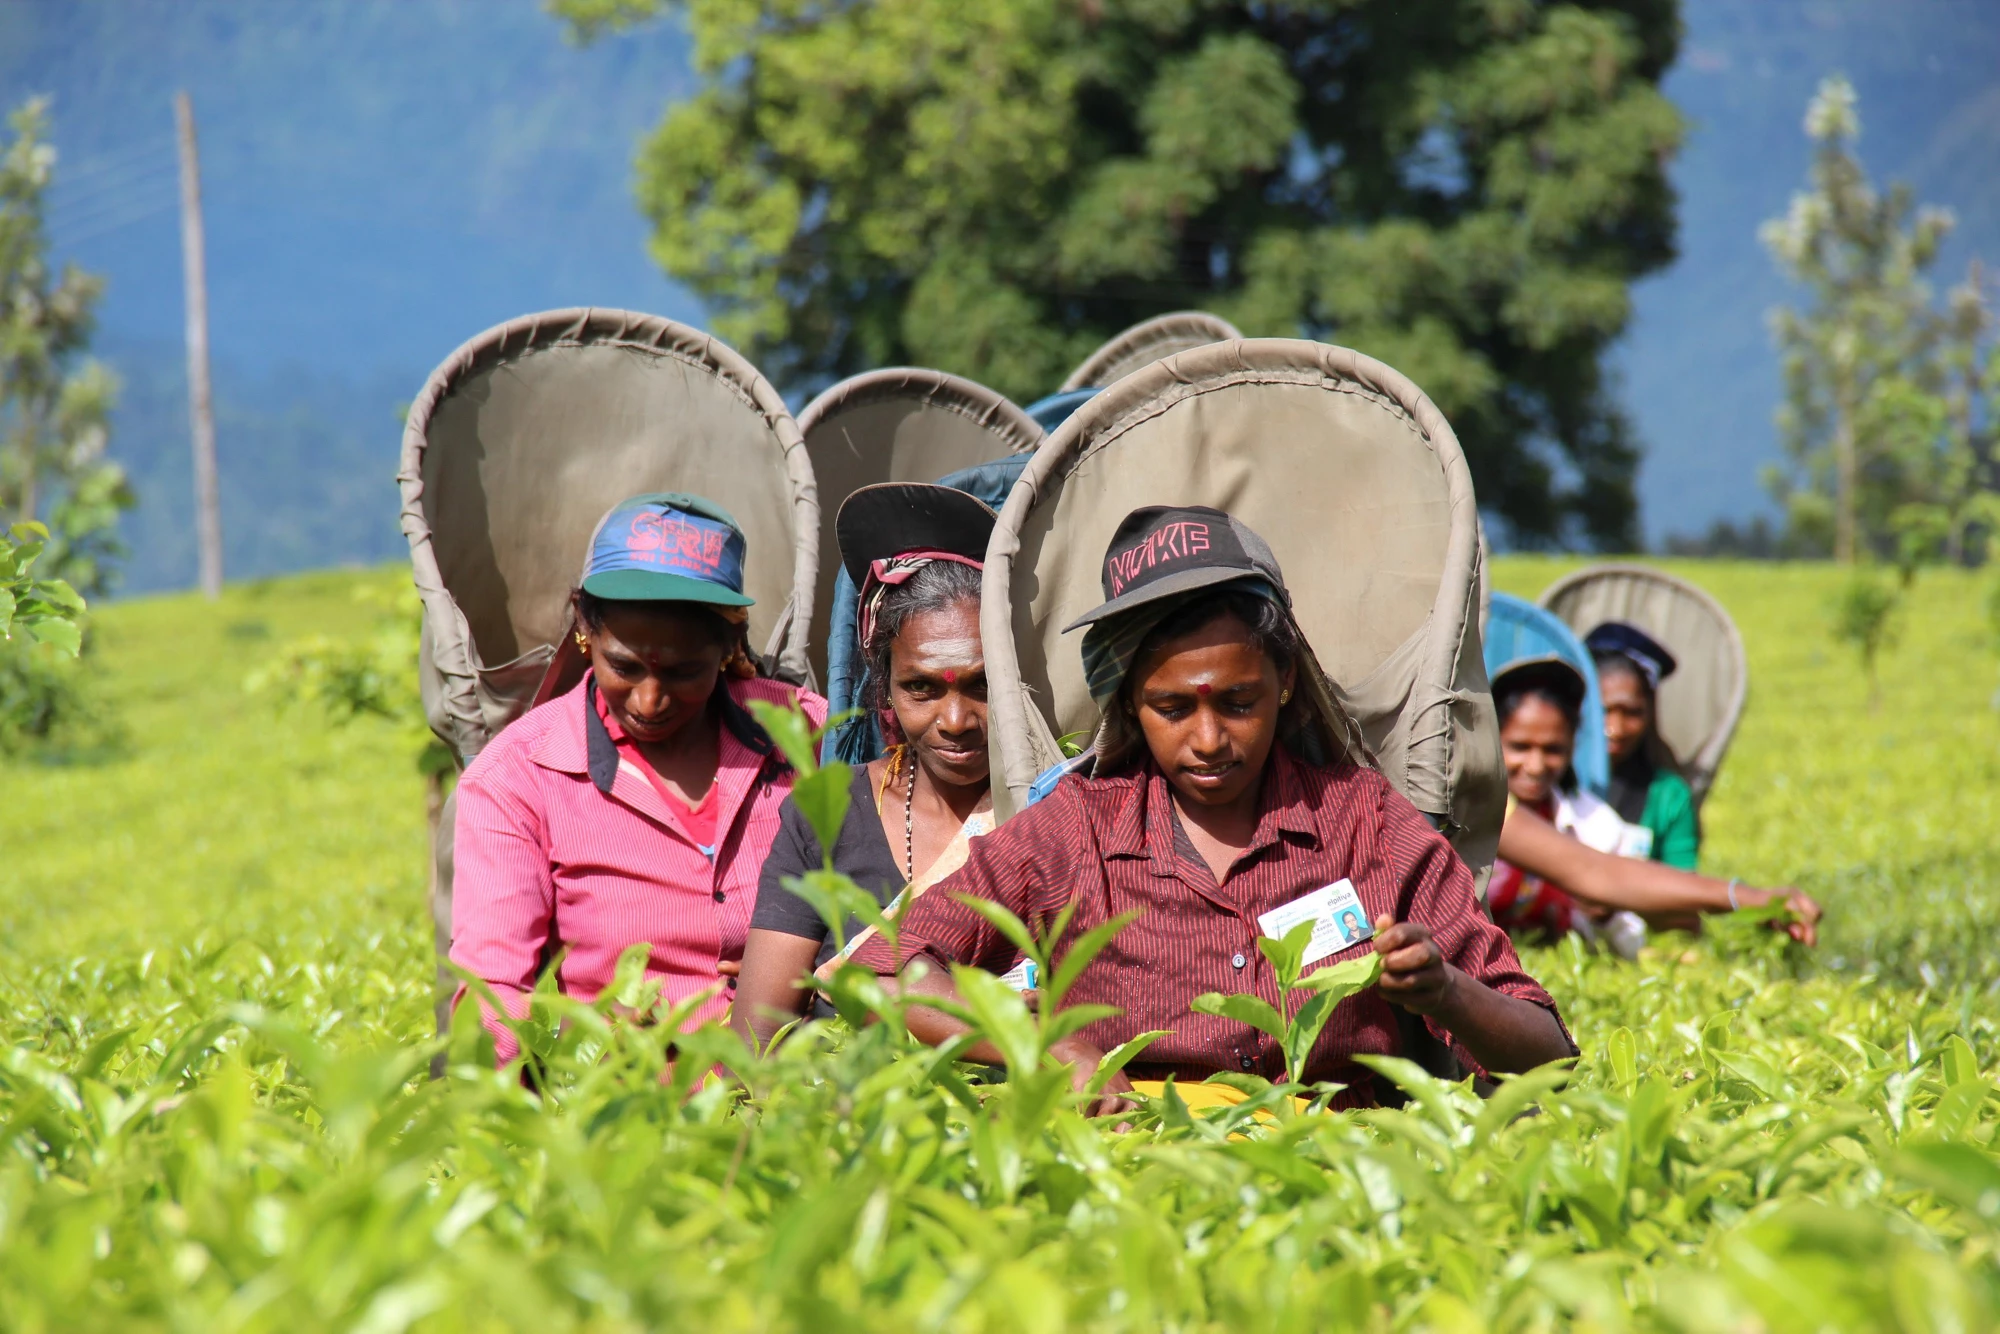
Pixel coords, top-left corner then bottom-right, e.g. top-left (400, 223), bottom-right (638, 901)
top-left (751, 765), bottom-right (904, 1014)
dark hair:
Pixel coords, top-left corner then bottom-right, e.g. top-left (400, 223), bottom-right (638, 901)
top-left (1131, 586), bottom-right (1299, 684)
top-left (1496, 682), bottom-right (1581, 733)
top-left (861, 560), bottom-right (984, 714)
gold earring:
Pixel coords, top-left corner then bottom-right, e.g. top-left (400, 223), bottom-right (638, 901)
top-left (574, 629), bottom-right (589, 651)
top-left (1280, 689), bottom-right (1292, 705)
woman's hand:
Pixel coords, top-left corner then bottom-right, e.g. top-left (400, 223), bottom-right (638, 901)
top-left (1372, 915), bottom-right (1455, 1016)
top-left (1048, 1035), bottom-right (1138, 1119)
top-left (1737, 886), bottom-right (1822, 946)
top-left (1372, 914), bottom-right (1576, 1073)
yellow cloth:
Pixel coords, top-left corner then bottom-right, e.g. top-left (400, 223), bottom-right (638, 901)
top-left (1128, 1080), bottom-right (1317, 1118)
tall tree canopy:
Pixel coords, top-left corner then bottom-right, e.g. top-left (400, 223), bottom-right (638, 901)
top-left (561, 0), bottom-right (1683, 547)
top-left (0, 98), bottom-right (130, 597)
top-left (1761, 76), bottom-right (1995, 567)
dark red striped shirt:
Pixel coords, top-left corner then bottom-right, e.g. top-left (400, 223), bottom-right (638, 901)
top-left (850, 747), bottom-right (1569, 1106)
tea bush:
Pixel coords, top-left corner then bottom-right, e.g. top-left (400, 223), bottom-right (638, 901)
top-left (1, 561), bottom-right (1995, 1332)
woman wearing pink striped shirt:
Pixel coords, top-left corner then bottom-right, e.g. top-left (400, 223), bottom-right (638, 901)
top-left (450, 493), bottom-right (827, 1063)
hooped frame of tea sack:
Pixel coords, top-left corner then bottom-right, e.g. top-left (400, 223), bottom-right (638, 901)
top-left (1538, 563), bottom-right (1747, 809)
top-left (983, 338), bottom-right (1505, 869)
top-left (797, 367), bottom-right (1042, 688)
top-left (1482, 592), bottom-right (1611, 798)
top-left (399, 308), bottom-right (818, 766)
top-left (1058, 311), bottom-right (1245, 393)
top-left (399, 309), bottom-right (818, 1044)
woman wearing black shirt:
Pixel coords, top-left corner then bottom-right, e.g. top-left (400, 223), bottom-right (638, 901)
top-left (733, 484), bottom-right (999, 1047)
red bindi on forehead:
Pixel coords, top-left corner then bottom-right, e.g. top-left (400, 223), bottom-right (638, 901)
top-left (943, 668), bottom-right (957, 685)
top-left (1195, 682), bottom-right (1212, 696)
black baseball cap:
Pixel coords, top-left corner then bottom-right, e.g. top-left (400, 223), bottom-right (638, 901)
top-left (1062, 504), bottom-right (1287, 632)
top-left (835, 483), bottom-right (997, 587)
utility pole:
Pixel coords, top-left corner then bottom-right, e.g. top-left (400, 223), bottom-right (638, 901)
top-left (175, 90), bottom-right (223, 599)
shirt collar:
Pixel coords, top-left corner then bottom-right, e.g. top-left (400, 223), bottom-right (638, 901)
top-left (529, 674), bottom-right (774, 787)
top-left (1102, 744), bottom-right (1321, 866)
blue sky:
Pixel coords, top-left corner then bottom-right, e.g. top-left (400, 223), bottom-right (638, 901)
top-left (3, 0), bottom-right (1996, 588)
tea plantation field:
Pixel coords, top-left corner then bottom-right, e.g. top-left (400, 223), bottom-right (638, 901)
top-left (1, 559), bottom-right (1996, 1331)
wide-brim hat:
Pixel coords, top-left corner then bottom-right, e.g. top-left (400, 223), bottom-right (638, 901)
top-left (1491, 654), bottom-right (1588, 713)
top-left (836, 482), bottom-right (998, 588)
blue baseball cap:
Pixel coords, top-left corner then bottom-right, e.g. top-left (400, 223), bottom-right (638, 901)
top-left (579, 492), bottom-right (754, 606)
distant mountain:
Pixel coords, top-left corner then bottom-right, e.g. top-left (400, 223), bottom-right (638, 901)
top-left (101, 338), bottom-right (413, 590)
top-left (0, 0), bottom-right (698, 593)
top-left (1621, 0), bottom-right (2000, 544)
top-left (1, 0), bottom-right (1995, 587)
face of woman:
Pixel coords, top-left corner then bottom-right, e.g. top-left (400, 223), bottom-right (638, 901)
top-left (1500, 695), bottom-right (1574, 807)
top-left (1598, 666), bottom-right (1651, 765)
top-left (1130, 613), bottom-right (1294, 811)
top-left (889, 599), bottom-right (989, 790)
top-left (585, 603), bottom-right (728, 747)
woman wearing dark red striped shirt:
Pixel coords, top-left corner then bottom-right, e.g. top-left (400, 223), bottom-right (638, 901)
top-left (851, 505), bottom-right (1575, 1112)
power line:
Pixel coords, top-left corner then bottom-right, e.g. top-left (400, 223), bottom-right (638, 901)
top-left (49, 156), bottom-right (180, 211)
top-left (60, 197), bottom-right (177, 247)
top-left (53, 137), bottom-right (178, 185)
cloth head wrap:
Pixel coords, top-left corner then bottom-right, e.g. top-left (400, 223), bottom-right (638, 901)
top-left (857, 550), bottom-right (984, 651)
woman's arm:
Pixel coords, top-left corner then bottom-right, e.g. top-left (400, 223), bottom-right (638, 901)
top-left (1501, 803), bottom-right (1820, 942)
top-left (1373, 917), bottom-right (1573, 1073)
top-left (732, 930), bottom-right (823, 1050)
top-left (449, 768), bottom-right (557, 1063)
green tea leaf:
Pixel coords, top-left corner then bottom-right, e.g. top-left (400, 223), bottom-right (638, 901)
top-left (955, 896), bottom-right (1041, 971)
top-left (1047, 909), bottom-right (1139, 1007)
top-left (1083, 1029), bottom-right (1171, 1096)
top-left (746, 698), bottom-right (819, 775)
top-left (1190, 991), bottom-right (1286, 1045)
top-left (1941, 1034), bottom-right (1980, 1088)
top-left (789, 762), bottom-right (852, 861)
top-left (1256, 919), bottom-right (1315, 992)
top-left (1295, 948), bottom-right (1383, 1000)
top-left (23, 614), bottom-right (81, 656)
top-left (952, 964), bottom-right (1042, 1075)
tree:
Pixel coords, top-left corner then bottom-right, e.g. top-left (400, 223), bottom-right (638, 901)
top-left (558, 0), bottom-right (1684, 549)
top-left (1760, 76), bottom-right (1957, 565)
top-left (0, 98), bottom-right (133, 599)
top-left (1828, 566), bottom-right (1899, 710)
top-left (0, 520), bottom-right (85, 659)
top-left (1884, 263), bottom-right (2000, 574)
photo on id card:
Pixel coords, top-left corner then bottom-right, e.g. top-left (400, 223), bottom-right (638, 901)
top-left (1256, 878), bottom-right (1374, 968)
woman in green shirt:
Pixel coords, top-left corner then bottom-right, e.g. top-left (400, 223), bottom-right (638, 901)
top-left (1586, 622), bottom-right (1700, 869)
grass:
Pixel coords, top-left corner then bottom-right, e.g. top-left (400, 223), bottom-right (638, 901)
top-left (0, 568), bottom-right (435, 1050)
top-left (0, 557), bottom-right (1995, 1330)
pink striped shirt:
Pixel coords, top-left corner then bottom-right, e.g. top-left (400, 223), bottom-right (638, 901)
top-left (450, 674), bottom-right (827, 1062)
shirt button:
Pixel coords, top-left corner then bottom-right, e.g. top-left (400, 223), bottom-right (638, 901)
top-left (1231, 952), bottom-right (1246, 969)
top-left (1240, 1054), bottom-right (1255, 1071)
top-left (712, 889), bottom-right (725, 903)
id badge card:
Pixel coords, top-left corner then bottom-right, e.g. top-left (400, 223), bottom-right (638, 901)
top-left (1257, 879), bottom-right (1374, 967)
